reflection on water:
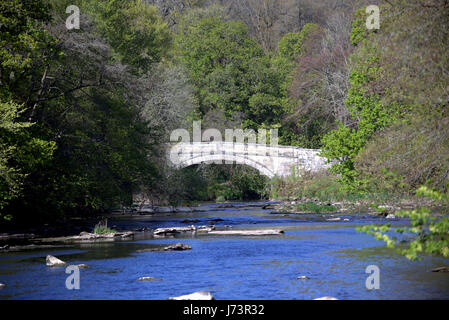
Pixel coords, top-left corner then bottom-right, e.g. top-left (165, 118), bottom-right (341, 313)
top-left (0, 202), bottom-right (448, 300)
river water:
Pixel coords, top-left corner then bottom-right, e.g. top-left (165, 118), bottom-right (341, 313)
top-left (1, 202), bottom-right (448, 300)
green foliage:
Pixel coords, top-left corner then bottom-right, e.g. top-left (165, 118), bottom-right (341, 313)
top-left (278, 23), bottom-right (320, 61)
top-left (269, 170), bottom-right (399, 206)
top-left (175, 10), bottom-right (264, 116)
top-left (245, 93), bottom-right (286, 129)
top-left (358, 186), bottom-right (449, 260)
top-left (352, 1), bottom-right (449, 193)
top-left (205, 165), bottom-right (268, 201)
top-left (157, 164), bottom-right (268, 205)
top-left (321, 16), bottom-right (401, 191)
top-left (350, 6), bottom-right (369, 46)
top-left (229, 165), bottom-right (268, 200)
top-left (93, 219), bottom-right (116, 234)
top-left (295, 201), bottom-right (337, 214)
top-left (270, 171), bottom-right (347, 202)
top-left (209, 182), bottom-right (243, 201)
top-left (321, 124), bottom-right (362, 189)
top-left (0, 101), bottom-right (31, 215)
top-left (175, 7), bottom-right (294, 133)
top-left (0, 0), bottom-right (57, 101)
top-left (83, 0), bottom-right (171, 72)
top-left (0, 99), bottom-right (56, 221)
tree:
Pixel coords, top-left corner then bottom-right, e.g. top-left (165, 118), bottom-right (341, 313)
top-left (174, 6), bottom-right (265, 117)
top-left (0, 101), bottom-right (54, 218)
top-left (281, 15), bottom-right (352, 148)
top-left (320, 6), bottom-right (401, 189)
top-left (83, 0), bottom-right (172, 73)
top-left (142, 64), bottom-right (196, 140)
top-left (0, 0), bottom-right (169, 224)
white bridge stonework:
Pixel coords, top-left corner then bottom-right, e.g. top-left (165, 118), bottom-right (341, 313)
top-left (168, 142), bottom-right (330, 178)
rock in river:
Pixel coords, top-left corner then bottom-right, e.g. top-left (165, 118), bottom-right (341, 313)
top-left (168, 291), bottom-right (214, 300)
top-left (137, 277), bottom-right (162, 281)
top-left (46, 255), bottom-right (66, 267)
top-left (297, 276), bottom-right (310, 280)
top-left (431, 266), bottom-right (449, 272)
top-left (137, 243), bottom-right (192, 252)
top-left (314, 296), bottom-right (339, 300)
top-left (0, 283), bottom-right (5, 290)
top-left (163, 243), bottom-right (192, 251)
top-left (153, 225), bottom-right (215, 236)
top-left (207, 229), bottom-right (284, 236)
top-left (153, 226), bottom-right (196, 236)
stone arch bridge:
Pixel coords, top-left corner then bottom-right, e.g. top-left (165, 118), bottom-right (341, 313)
top-left (168, 142), bottom-right (330, 178)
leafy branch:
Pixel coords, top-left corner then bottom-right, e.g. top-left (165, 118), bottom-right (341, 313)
top-left (357, 186), bottom-right (449, 260)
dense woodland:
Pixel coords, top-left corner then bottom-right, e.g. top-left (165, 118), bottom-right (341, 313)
top-left (1, 0), bottom-right (448, 226)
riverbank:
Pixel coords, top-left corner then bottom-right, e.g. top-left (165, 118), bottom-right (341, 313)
top-left (2, 194), bottom-right (447, 253)
top-left (0, 196), bottom-right (445, 249)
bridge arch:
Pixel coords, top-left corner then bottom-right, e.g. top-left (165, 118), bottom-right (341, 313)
top-left (177, 154), bottom-right (276, 178)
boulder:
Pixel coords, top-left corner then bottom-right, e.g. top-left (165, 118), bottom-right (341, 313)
top-left (208, 229), bottom-right (284, 236)
top-left (46, 255), bottom-right (66, 267)
top-left (37, 231), bottom-right (135, 243)
top-left (153, 226), bottom-right (196, 236)
top-left (137, 277), bottom-right (162, 281)
top-left (386, 214), bottom-right (396, 219)
top-left (0, 283), bottom-right (5, 290)
top-left (119, 232), bottom-right (134, 238)
top-left (138, 208), bottom-right (154, 214)
top-left (175, 207), bottom-right (193, 213)
top-left (168, 291), bottom-right (214, 300)
top-left (153, 225), bottom-right (215, 236)
top-left (181, 219), bottom-right (200, 224)
top-left (297, 276), bottom-right (310, 280)
top-left (326, 218), bottom-right (341, 222)
top-left (431, 266), bottom-right (449, 272)
top-left (0, 233), bottom-right (35, 240)
top-left (164, 243), bottom-right (192, 251)
top-left (76, 264), bottom-right (89, 269)
top-left (197, 225), bottom-right (215, 232)
top-left (154, 207), bottom-right (173, 213)
top-left (137, 243), bottom-right (192, 252)
top-left (314, 296), bottom-right (338, 300)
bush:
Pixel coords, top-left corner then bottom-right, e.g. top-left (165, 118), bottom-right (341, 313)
top-left (93, 219), bottom-right (116, 234)
top-left (269, 170), bottom-right (348, 202)
top-left (295, 201), bottom-right (337, 213)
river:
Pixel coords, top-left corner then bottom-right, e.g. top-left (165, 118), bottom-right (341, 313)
top-left (1, 202), bottom-right (448, 299)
